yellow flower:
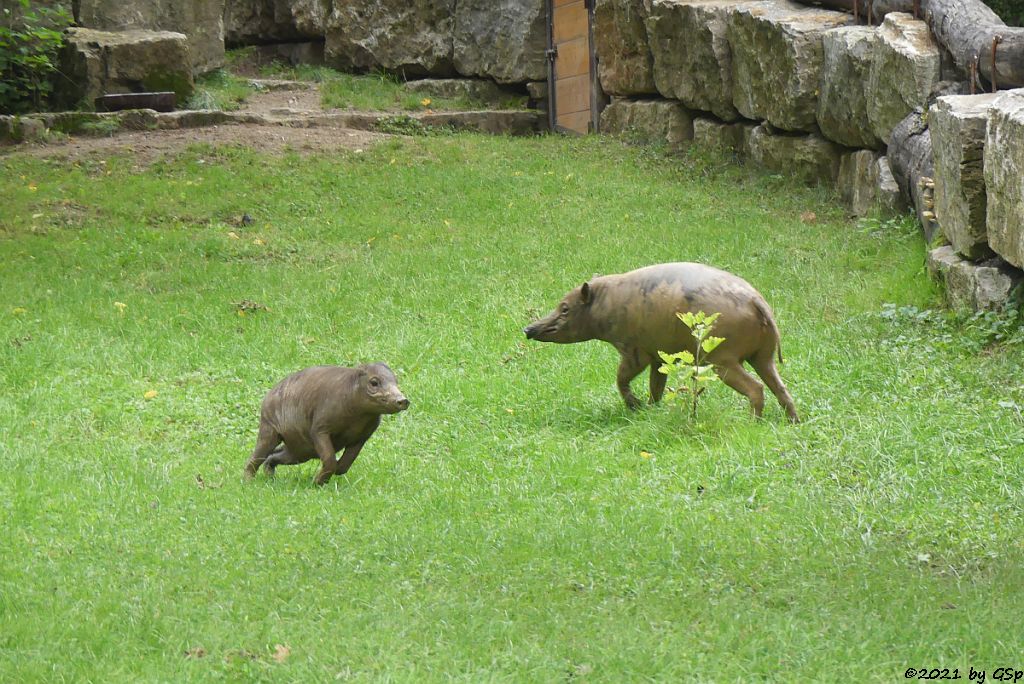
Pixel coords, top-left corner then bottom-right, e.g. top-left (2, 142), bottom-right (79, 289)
top-left (12, 307), bottom-right (27, 315)
top-left (227, 231), bottom-right (240, 240)
top-left (144, 390), bottom-right (158, 400)
top-left (420, 98), bottom-right (432, 107)
top-left (28, 183), bottom-right (38, 192)
top-left (113, 301), bottom-right (127, 313)
top-left (253, 238), bottom-right (265, 246)
top-left (640, 451), bottom-right (652, 460)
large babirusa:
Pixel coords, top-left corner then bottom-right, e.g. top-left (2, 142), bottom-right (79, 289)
top-left (524, 262), bottom-right (798, 422)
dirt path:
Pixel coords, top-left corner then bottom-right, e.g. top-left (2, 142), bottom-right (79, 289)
top-left (6, 82), bottom-right (388, 166)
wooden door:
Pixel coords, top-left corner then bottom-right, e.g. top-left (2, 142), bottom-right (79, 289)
top-left (548, 0), bottom-right (596, 134)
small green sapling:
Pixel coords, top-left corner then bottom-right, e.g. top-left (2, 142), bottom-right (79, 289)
top-left (657, 311), bottom-right (725, 419)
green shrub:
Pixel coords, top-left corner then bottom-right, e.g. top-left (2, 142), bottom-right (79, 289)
top-left (0, 0), bottom-right (71, 114)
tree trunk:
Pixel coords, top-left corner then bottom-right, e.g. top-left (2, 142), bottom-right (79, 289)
top-left (888, 109), bottom-right (939, 242)
top-left (796, 0), bottom-right (1024, 89)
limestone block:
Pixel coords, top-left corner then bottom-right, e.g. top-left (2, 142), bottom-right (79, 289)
top-left (76, 0), bottom-right (224, 74)
top-left (404, 79), bottom-right (520, 105)
top-left (927, 246), bottom-right (1024, 311)
top-left (931, 93), bottom-right (1000, 260)
top-left (876, 156), bottom-right (905, 216)
top-left (838, 149), bottom-right (882, 217)
top-left (692, 116), bottom-right (755, 154)
top-left (647, 0), bottom-right (749, 121)
top-left (727, 0), bottom-right (850, 132)
top-left (600, 98), bottom-right (694, 151)
top-left (453, 0), bottom-right (546, 84)
top-left (817, 26), bottom-right (881, 149)
top-left (985, 89), bottom-right (1024, 270)
top-left (326, 0), bottom-right (456, 77)
top-left (866, 13), bottom-right (940, 145)
top-left (59, 28), bottom-right (194, 108)
top-left (594, 0), bottom-right (657, 96)
top-left (747, 124), bottom-right (843, 185)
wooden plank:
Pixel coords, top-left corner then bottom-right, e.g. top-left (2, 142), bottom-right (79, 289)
top-left (553, 1), bottom-right (587, 44)
top-left (555, 37), bottom-right (590, 79)
top-left (553, 0), bottom-right (578, 8)
top-left (557, 109), bottom-right (591, 134)
top-left (555, 73), bottom-right (591, 116)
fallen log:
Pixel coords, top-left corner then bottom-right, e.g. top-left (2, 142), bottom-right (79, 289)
top-left (888, 108), bottom-right (939, 241)
top-left (795, 0), bottom-right (1024, 89)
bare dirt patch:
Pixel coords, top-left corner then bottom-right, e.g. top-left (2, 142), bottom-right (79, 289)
top-left (4, 82), bottom-right (387, 166)
top-left (10, 123), bottom-right (385, 166)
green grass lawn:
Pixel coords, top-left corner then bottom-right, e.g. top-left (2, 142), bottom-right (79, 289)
top-left (2, 134), bottom-right (1023, 681)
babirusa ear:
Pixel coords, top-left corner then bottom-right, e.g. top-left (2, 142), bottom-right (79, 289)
top-left (581, 282), bottom-right (592, 305)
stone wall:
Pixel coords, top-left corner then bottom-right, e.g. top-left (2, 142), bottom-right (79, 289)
top-left (594, 0), bottom-right (1024, 311)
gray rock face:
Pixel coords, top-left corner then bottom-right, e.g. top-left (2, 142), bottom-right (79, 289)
top-left (985, 89), bottom-right (1024, 270)
top-left (817, 26), bottom-right (881, 149)
top-left (931, 94), bottom-right (999, 260)
top-left (927, 245), bottom-right (1024, 312)
top-left (747, 124), bottom-right (843, 185)
top-left (646, 0), bottom-right (746, 121)
top-left (324, 0), bottom-right (545, 83)
top-left (600, 98), bottom-right (694, 151)
top-left (866, 13), bottom-right (940, 145)
top-left (838, 149), bottom-right (883, 217)
top-left (453, 0), bottom-right (546, 84)
top-left (727, 0), bottom-right (849, 132)
top-left (224, 0), bottom-right (330, 45)
top-left (325, 0), bottom-right (456, 77)
top-left (692, 116), bottom-right (755, 154)
top-left (59, 28), bottom-right (194, 108)
top-left (75, 0), bottom-right (224, 74)
top-left (593, 0), bottom-right (657, 96)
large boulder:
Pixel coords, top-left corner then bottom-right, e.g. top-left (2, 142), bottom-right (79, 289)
top-left (927, 245), bottom-right (1024, 312)
top-left (865, 13), bottom-right (940, 146)
top-left (931, 93), bottom-right (999, 261)
top-left (453, 0), bottom-right (547, 84)
top-left (984, 88), bottom-right (1024, 270)
top-left (747, 124), bottom-right (843, 185)
top-left (223, 0), bottom-right (330, 45)
top-left (646, 0), bottom-right (746, 121)
top-left (817, 26), bottom-right (881, 149)
top-left (58, 28), bottom-right (194, 108)
top-left (600, 98), bottom-right (694, 151)
top-left (727, 0), bottom-right (850, 132)
top-left (325, 0), bottom-right (456, 76)
top-left (75, 0), bottom-right (224, 74)
top-left (593, 0), bottom-right (657, 96)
